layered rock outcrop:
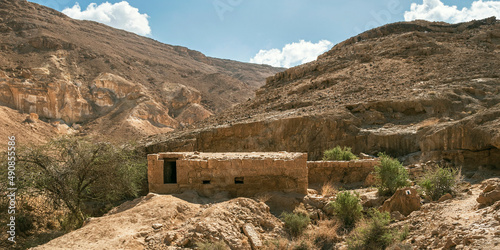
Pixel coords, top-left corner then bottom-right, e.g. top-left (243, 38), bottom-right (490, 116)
top-left (0, 0), bottom-right (282, 141)
top-left (145, 18), bottom-right (500, 169)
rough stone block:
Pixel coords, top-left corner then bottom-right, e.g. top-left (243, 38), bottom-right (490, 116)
top-left (243, 223), bottom-right (262, 249)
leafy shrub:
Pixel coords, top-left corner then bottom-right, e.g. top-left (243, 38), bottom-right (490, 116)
top-left (329, 191), bottom-right (363, 228)
top-left (280, 211), bottom-right (311, 237)
top-left (323, 146), bottom-right (359, 161)
top-left (347, 209), bottom-right (393, 250)
top-left (374, 153), bottom-right (410, 196)
top-left (196, 240), bottom-right (229, 250)
top-left (418, 166), bottom-right (460, 201)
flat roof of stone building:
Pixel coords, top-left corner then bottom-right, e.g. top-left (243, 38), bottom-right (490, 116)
top-left (154, 152), bottom-right (306, 161)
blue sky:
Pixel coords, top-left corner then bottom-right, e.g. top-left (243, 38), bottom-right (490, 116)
top-left (28, 0), bottom-right (500, 67)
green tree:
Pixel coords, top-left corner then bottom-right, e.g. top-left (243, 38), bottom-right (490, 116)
top-left (16, 136), bottom-right (147, 229)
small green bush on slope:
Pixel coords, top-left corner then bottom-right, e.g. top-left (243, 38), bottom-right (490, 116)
top-left (323, 146), bottom-right (359, 161)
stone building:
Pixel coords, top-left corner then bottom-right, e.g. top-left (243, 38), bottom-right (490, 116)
top-left (148, 152), bottom-right (308, 197)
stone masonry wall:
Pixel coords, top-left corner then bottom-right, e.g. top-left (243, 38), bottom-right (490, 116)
top-left (148, 152), bottom-right (308, 197)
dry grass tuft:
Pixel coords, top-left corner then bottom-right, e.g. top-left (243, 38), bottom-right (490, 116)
top-left (262, 219), bottom-right (341, 249)
top-left (305, 219), bottom-right (341, 248)
top-left (321, 181), bottom-right (337, 197)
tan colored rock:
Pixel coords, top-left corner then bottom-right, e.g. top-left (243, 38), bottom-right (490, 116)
top-left (477, 179), bottom-right (500, 206)
top-left (29, 112), bottom-right (39, 120)
top-left (438, 193), bottom-right (453, 202)
top-left (175, 103), bottom-right (213, 125)
top-left (92, 73), bottom-right (142, 99)
top-left (162, 82), bottom-right (202, 110)
top-left (23, 112), bottom-right (39, 123)
top-left (380, 188), bottom-right (421, 216)
top-left (242, 223), bottom-right (262, 249)
top-left (0, 79), bottom-right (92, 124)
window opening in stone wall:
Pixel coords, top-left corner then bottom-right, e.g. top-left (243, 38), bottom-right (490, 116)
top-left (234, 177), bottom-right (244, 184)
top-left (202, 180), bottom-right (211, 184)
top-left (163, 160), bottom-right (177, 184)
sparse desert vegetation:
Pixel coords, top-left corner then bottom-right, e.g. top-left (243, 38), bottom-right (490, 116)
top-left (374, 153), bottom-right (410, 196)
top-left (323, 146), bottom-right (359, 161)
top-left (0, 136), bottom-right (147, 248)
top-left (329, 191), bottom-right (363, 228)
top-left (418, 165), bottom-right (461, 201)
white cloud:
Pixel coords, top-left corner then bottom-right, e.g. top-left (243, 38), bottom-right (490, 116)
top-left (404, 0), bottom-right (500, 23)
top-left (62, 1), bottom-right (151, 36)
top-left (250, 40), bottom-right (333, 68)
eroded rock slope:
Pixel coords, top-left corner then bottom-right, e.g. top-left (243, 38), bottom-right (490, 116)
top-left (146, 17), bottom-right (500, 168)
top-left (0, 0), bottom-right (283, 142)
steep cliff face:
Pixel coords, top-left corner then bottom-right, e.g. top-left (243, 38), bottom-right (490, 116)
top-left (145, 17), bottom-right (500, 168)
top-left (0, 0), bottom-right (283, 142)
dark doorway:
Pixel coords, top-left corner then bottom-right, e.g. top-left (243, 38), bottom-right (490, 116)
top-left (163, 160), bottom-right (177, 184)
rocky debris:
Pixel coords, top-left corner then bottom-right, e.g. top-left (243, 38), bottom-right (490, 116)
top-left (394, 183), bottom-right (500, 249)
top-left (242, 223), bottom-right (263, 249)
top-left (477, 178), bottom-right (500, 207)
top-left (150, 198), bottom-right (282, 249)
top-left (33, 194), bottom-right (283, 250)
top-left (380, 188), bottom-right (421, 216)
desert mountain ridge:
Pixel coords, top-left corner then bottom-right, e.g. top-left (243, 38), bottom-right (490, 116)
top-left (145, 17), bottom-right (500, 169)
top-left (0, 0), bottom-right (283, 145)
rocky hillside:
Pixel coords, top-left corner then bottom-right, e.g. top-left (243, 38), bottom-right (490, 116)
top-left (145, 17), bottom-right (500, 169)
top-left (0, 0), bottom-right (282, 142)
top-left (32, 192), bottom-right (285, 250)
top-left (29, 177), bottom-right (500, 249)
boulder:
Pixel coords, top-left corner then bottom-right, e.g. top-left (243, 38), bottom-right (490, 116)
top-left (380, 188), bottom-right (421, 216)
top-left (477, 179), bottom-right (500, 206)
